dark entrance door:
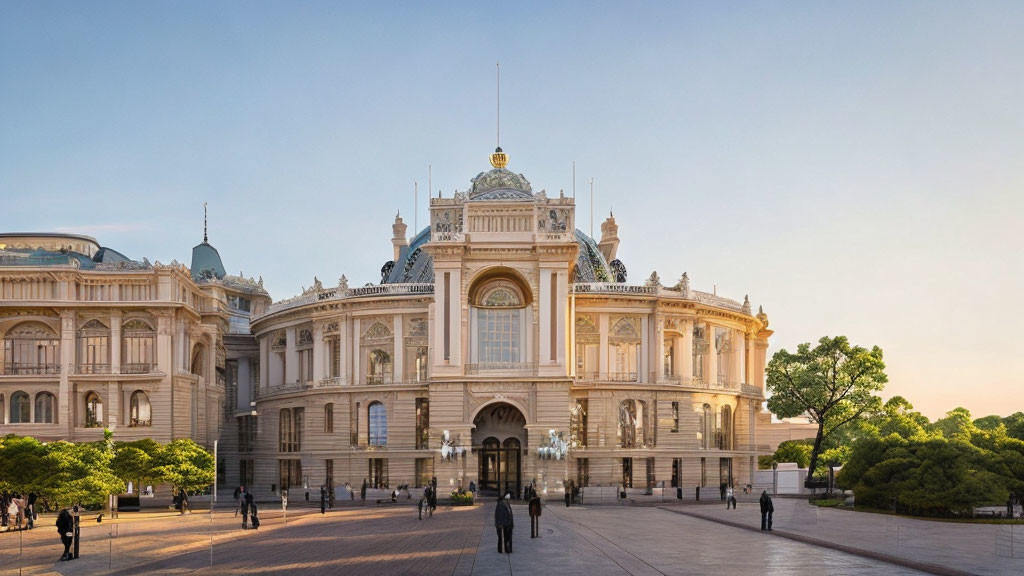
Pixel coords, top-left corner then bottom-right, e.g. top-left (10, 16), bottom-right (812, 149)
top-left (477, 436), bottom-right (521, 496)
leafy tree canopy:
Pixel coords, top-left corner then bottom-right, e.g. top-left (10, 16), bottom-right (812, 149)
top-left (152, 439), bottom-right (214, 494)
top-left (767, 336), bottom-right (887, 479)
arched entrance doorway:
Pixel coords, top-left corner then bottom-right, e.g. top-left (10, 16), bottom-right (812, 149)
top-left (472, 403), bottom-right (526, 496)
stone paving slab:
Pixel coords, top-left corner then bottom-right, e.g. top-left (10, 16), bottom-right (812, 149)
top-left (672, 497), bottom-right (1024, 576)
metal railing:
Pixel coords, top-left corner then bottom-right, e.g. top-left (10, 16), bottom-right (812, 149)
top-left (572, 283), bottom-right (657, 295)
top-left (465, 362), bottom-right (538, 376)
top-left (574, 371), bottom-right (638, 382)
top-left (76, 363), bottom-right (112, 375)
top-left (2, 362), bottom-right (61, 375)
top-left (259, 283), bottom-right (434, 318)
top-left (121, 363), bottom-right (155, 374)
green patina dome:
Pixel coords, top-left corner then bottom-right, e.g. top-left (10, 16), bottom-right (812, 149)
top-left (469, 168), bottom-right (534, 200)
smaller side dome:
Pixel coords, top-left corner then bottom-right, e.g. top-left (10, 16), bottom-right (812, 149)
top-left (191, 242), bottom-right (226, 281)
top-left (469, 168), bottom-right (534, 200)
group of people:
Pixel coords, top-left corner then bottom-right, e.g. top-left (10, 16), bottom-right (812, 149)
top-left (319, 484), bottom-right (337, 514)
top-left (2, 492), bottom-right (37, 531)
top-left (172, 490), bottom-right (190, 515)
top-left (232, 486), bottom-right (260, 529)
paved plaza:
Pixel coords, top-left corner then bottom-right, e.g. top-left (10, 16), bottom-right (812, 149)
top-left (0, 499), bottom-right (1020, 575)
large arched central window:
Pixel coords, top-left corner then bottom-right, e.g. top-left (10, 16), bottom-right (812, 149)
top-left (469, 274), bottom-right (531, 368)
top-left (368, 401), bottom-right (387, 446)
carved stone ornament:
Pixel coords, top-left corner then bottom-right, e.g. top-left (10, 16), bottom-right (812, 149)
top-left (338, 275), bottom-right (348, 290)
top-left (757, 305), bottom-right (770, 329)
top-left (645, 271), bottom-right (662, 288)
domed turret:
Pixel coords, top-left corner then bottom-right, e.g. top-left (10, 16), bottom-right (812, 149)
top-left (468, 147), bottom-right (534, 200)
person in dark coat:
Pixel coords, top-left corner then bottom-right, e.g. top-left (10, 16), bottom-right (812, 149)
top-left (494, 494), bottom-right (514, 553)
top-left (528, 493), bottom-right (542, 538)
top-left (56, 508), bottom-right (74, 561)
top-left (759, 491), bottom-right (774, 531)
top-left (241, 492), bottom-right (252, 529)
top-left (320, 485), bottom-right (327, 515)
top-left (27, 493), bottom-right (37, 530)
top-left (249, 496), bottom-right (260, 529)
top-left (360, 479), bottom-right (367, 501)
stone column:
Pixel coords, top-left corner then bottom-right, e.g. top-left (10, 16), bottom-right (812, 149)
top-left (351, 317), bottom-right (361, 385)
top-left (705, 322), bottom-right (716, 386)
top-left (393, 314), bottom-right (404, 383)
top-left (681, 319), bottom-right (693, 381)
top-left (312, 323), bottom-right (325, 382)
top-left (640, 315), bottom-right (650, 383)
top-left (110, 313), bottom-right (122, 374)
top-left (258, 336), bottom-right (269, 391)
top-left (673, 334), bottom-right (685, 380)
top-left (598, 313), bottom-right (609, 380)
top-left (654, 315), bottom-right (665, 381)
top-left (285, 327), bottom-right (297, 384)
top-left (734, 331), bottom-right (746, 385)
top-left (59, 310), bottom-right (75, 434)
top-left (339, 316), bottom-right (349, 385)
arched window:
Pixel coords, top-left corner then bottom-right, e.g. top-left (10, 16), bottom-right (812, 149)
top-left (77, 319), bottom-right (110, 374)
top-left (130, 391), bottom-right (151, 427)
top-left (619, 399), bottom-right (648, 448)
top-left (10, 391), bottom-right (30, 423)
top-left (297, 329), bottom-right (313, 383)
top-left (702, 404), bottom-right (713, 449)
top-left (85, 391), bottom-right (103, 428)
top-left (279, 408), bottom-right (292, 452)
top-left (324, 403), bottom-right (334, 433)
top-left (368, 401), bottom-right (387, 446)
top-left (122, 319), bottom-right (155, 373)
top-left (190, 343), bottom-right (206, 379)
top-left (3, 322), bottom-right (60, 374)
top-left (34, 392), bottom-right (55, 423)
top-left (367, 349), bottom-right (392, 385)
top-left (719, 405), bottom-right (732, 450)
top-left (470, 277), bottom-right (530, 367)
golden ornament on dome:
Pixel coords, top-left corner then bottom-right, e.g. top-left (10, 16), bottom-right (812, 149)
top-left (490, 146), bottom-right (508, 169)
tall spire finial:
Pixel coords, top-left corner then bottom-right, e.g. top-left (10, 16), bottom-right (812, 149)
top-left (203, 202), bottom-right (208, 243)
top-left (490, 62), bottom-right (508, 169)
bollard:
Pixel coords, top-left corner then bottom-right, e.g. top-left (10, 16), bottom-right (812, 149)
top-left (695, 486), bottom-right (700, 501)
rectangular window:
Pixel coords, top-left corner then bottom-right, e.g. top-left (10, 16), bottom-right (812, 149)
top-left (325, 403), bottom-right (334, 433)
top-left (293, 408), bottom-right (304, 451)
top-left (671, 401), bottom-right (679, 433)
top-left (550, 271), bottom-right (557, 362)
top-left (700, 457), bottom-right (707, 488)
top-left (278, 459), bottom-right (302, 491)
top-left (326, 459), bottom-right (334, 488)
top-left (415, 458), bottom-right (433, 488)
top-left (352, 402), bottom-right (360, 446)
top-left (671, 458), bottom-right (682, 488)
top-left (238, 415), bottom-right (256, 453)
top-left (240, 459), bottom-right (254, 486)
top-left (646, 457), bottom-right (656, 489)
top-left (576, 458), bottom-right (590, 488)
top-left (369, 458), bottom-right (388, 489)
top-left (330, 337), bottom-right (341, 378)
top-left (622, 458), bottom-right (633, 489)
top-left (571, 399), bottom-right (588, 447)
top-left (415, 398), bottom-right (429, 449)
top-left (477, 308), bottom-right (521, 363)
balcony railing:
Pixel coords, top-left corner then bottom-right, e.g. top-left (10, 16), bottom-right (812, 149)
top-left (741, 383), bottom-right (763, 397)
top-left (121, 362), bottom-right (155, 374)
top-left (76, 363), bottom-right (111, 375)
top-left (365, 373), bottom-right (394, 386)
top-left (2, 362), bottom-right (60, 375)
top-left (259, 283), bottom-right (435, 318)
top-left (465, 362), bottom-right (538, 376)
top-left (655, 374), bottom-right (744, 392)
top-left (574, 371), bottom-right (639, 382)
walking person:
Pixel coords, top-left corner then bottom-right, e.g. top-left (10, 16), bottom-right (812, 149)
top-left (7, 497), bottom-right (20, 530)
top-left (26, 493), bottom-right (37, 530)
top-left (241, 492), bottom-right (251, 529)
top-left (528, 492), bottom-right (542, 538)
top-left (346, 481), bottom-right (354, 501)
top-left (320, 484), bottom-right (327, 515)
top-left (418, 494), bottom-right (425, 520)
top-left (726, 485), bottom-right (737, 510)
top-left (179, 490), bottom-right (190, 515)
top-left (233, 486), bottom-right (243, 517)
top-left (759, 491), bottom-right (774, 531)
top-left (494, 494), bottom-right (514, 553)
top-left (360, 479), bottom-right (367, 502)
top-left (57, 507), bottom-right (74, 561)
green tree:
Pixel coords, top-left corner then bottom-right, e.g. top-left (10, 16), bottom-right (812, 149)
top-left (766, 336), bottom-right (887, 483)
top-left (862, 396), bottom-right (931, 441)
top-left (930, 407), bottom-right (978, 441)
top-left (152, 439), bottom-right (214, 495)
top-left (37, 441), bottom-right (123, 507)
top-left (111, 439), bottom-right (162, 488)
top-left (0, 434), bottom-right (47, 494)
top-left (773, 440), bottom-right (813, 468)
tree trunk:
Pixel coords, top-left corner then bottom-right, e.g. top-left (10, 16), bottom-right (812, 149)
top-left (807, 421), bottom-right (825, 485)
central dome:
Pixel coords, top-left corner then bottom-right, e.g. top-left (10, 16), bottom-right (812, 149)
top-left (469, 168), bottom-right (534, 200)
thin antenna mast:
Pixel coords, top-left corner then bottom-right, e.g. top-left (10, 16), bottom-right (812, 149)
top-left (428, 163), bottom-right (432, 206)
top-left (496, 62), bottom-right (500, 148)
top-left (572, 161), bottom-right (576, 199)
top-left (414, 181), bottom-right (418, 232)
top-left (589, 178), bottom-right (594, 238)
top-left (203, 202), bottom-right (208, 243)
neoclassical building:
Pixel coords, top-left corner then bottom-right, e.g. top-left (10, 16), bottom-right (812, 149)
top-left (0, 231), bottom-right (268, 457)
top-left (244, 149), bottom-right (773, 498)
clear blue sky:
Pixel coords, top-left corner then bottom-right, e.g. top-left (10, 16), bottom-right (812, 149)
top-left (2, 1), bottom-right (1022, 418)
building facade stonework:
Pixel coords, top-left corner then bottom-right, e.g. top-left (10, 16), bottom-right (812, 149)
top-left (243, 151), bottom-right (774, 499)
top-left (0, 151), bottom-right (773, 500)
